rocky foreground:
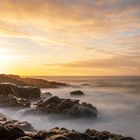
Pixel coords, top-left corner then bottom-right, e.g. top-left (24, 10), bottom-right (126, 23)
top-left (0, 113), bottom-right (135, 140)
top-left (0, 74), bottom-right (68, 88)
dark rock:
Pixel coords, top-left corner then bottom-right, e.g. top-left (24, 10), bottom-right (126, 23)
top-left (85, 129), bottom-right (135, 140)
top-left (0, 124), bottom-right (25, 140)
top-left (33, 130), bottom-right (48, 139)
top-left (0, 115), bottom-right (35, 132)
top-left (0, 83), bottom-right (41, 100)
top-left (0, 120), bottom-right (136, 140)
top-left (0, 74), bottom-right (68, 88)
top-left (26, 96), bottom-right (97, 119)
top-left (16, 136), bottom-right (32, 140)
top-left (0, 94), bottom-right (30, 108)
top-left (70, 90), bottom-right (85, 96)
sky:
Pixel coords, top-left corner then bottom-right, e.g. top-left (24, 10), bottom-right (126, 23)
top-left (0, 0), bottom-right (140, 76)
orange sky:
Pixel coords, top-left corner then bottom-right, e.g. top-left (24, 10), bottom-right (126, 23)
top-left (0, 0), bottom-right (140, 76)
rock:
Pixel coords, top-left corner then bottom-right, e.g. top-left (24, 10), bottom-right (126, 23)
top-left (0, 124), bottom-right (25, 140)
top-left (0, 74), bottom-right (68, 88)
top-left (0, 118), bottom-right (136, 140)
top-left (41, 92), bottom-right (53, 99)
top-left (5, 120), bottom-right (35, 132)
top-left (70, 90), bottom-right (85, 96)
top-left (33, 130), bottom-right (48, 139)
top-left (0, 83), bottom-right (41, 100)
top-left (85, 129), bottom-right (135, 140)
top-left (16, 136), bottom-right (32, 140)
top-left (50, 134), bottom-right (70, 140)
top-left (26, 96), bottom-right (97, 119)
top-left (0, 94), bottom-right (31, 108)
top-left (0, 115), bottom-right (35, 132)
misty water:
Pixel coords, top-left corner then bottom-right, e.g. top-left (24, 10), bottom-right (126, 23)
top-left (0, 76), bottom-right (140, 139)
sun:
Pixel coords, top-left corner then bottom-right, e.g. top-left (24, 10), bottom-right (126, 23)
top-left (0, 49), bottom-right (17, 73)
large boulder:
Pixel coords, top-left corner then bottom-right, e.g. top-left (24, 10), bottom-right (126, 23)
top-left (26, 96), bottom-right (98, 119)
top-left (0, 124), bottom-right (25, 140)
top-left (70, 90), bottom-right (85, 96)
top-left (0, 83), bottom-right (41, 99)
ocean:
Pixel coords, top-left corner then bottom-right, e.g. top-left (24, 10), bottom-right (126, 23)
top-left (0, 76), bottom-right (140, 139)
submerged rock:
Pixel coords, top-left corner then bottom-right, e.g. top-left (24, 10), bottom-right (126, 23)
top-left (26, 96), bottom-right (97, 119)
top-left (70, 90), bottom-right (85, 96)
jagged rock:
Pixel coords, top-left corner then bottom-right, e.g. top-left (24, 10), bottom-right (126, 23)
top-left (0, 115), bottom-right (35, 132)
top-left (0, 74), bottom-right (68, 88)
top-left (0, 121), bottom-right (135, 140)
top-left (16, 136), bottom-right (32, 140)
top-left (0, 83), bottom-right (41, 100)
top-left (0, 94), bottom-right (30, 107)
top-left (32, 127), bottom-right (135, 140)
top-left (70, 90), bottom-right (85, 96)
top-left (26, 96), bottom-right (97, 119)
top-left (0, 124), bottom-right (25, 140)
top-left (85, 129), bottom-right (135, 140)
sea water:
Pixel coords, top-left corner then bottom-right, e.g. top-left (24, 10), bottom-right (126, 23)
top-left (0, 76), bottom-right (140, 139)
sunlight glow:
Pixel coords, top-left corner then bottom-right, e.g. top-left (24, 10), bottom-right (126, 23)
top-left (0, 50), bottom-right (18, 73)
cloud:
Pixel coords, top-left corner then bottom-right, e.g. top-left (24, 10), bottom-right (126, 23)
top-left (0, 0), bottom-right (140, 75)
top-left (45, 54), bottom-right (140, 69)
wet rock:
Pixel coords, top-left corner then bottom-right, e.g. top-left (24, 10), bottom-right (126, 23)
top-left (0, 93), bottom-right (30, 108)
top-left (0, 113), bottom-right (35, 132)
top-left (27, 96), bottom-right (97, 119)
top-left (16, 136), bottom-right (32, 140)
top-left (0, 124), bottom-right (25, 140)
top-left (0, 121), bottom-right (136, 140)
top-left (33, 130), bottom-right (48, 139)
top-left (70, 90), bottom-right (85, 96)
top-left (0, 83), bottom-right (41, 100)
top-left (85, 129), bottom-right (135, 140)
top-left (5, 120), bottom-right (35, 132)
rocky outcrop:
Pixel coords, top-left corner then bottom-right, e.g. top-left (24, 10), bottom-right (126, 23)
top-left (0, 113), bottom-right (135, 140)
top-left (26, 96), bottom-right (98, 119)
top-left (70, 90), bottom-right (85, 96)
top-left (0, 113), bottom-right (35, 133)
top-left (0, 74), bottom-right (68, 88)
top-left (0, 125), bottom-right (135, 140)
top-left (0, 94), bottom-right (30, 107)
top-left (0, 125), bottom-right (25, 140)
top-left (85, 129), bottom-right (135, 140)
top-left (0, 83), bottom-right (41, 99)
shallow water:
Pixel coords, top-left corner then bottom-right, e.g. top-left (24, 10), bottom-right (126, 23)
top-left (0, 76), bottom-right (140, 139)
